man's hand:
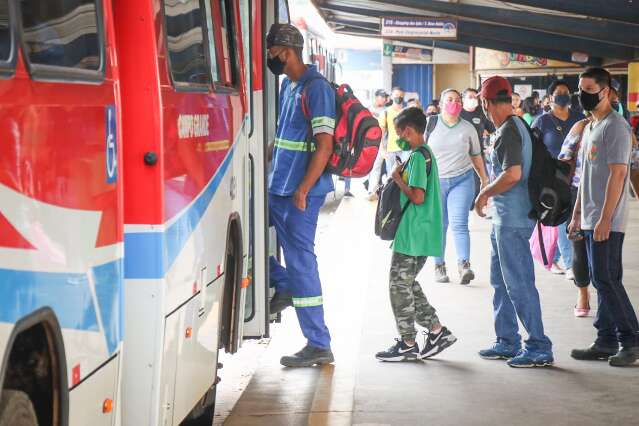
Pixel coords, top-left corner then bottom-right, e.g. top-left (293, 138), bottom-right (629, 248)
top-left (567, 214), bottom-right (581, 237)
top-left (293, 188), bottom-right (308, 211)
top-left (594, 217), bottom-right (612, 242)
top-left (474, 191), bottom-right (489, 217)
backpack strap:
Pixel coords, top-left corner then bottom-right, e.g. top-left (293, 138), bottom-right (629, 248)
top-left (398, 145), bottom-right (433, 215)
top-left (300, 76), bottom-right (329, 156)
top-left (424, 114), bottom-right (438, 143)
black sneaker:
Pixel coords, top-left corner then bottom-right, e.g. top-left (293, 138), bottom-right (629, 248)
top-left (375, 339), bottom-right (419, 362)
top-left (269, 291), bottom-right (293, 314)
top-left (280, 345), bottom-right (334, 368)
top-left (419, 327), bottom-right (457, 359)
top-left (344, 191), bottom-right (355, 198)
top-left (609, 346), bottom-right (639, 367)
top-left (571, 344), bottom-right (618, 361)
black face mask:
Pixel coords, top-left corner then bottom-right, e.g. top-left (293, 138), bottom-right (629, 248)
top-left (554, 94), bottom-right (570, 108)
top-left (267, 55), bottom-right (286, 76)
top-left (543, 105), bottom-right (551, 112)
top-left (393, 96), bottom-right (404, 105)
top-left (579, 89), bottom-right (603, 112)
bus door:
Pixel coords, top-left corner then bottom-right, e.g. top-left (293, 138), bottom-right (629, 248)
top-left (242, 0), bottom-right (290, 338)
top-left (0, 0), bottom-right (123, 424)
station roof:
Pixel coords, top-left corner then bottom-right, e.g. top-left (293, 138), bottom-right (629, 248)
top-left (311, 0), bottom-right (639, 66)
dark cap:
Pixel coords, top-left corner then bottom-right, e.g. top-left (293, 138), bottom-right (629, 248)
top-left (266, 23), bottom-right (304, 50)
top-left (611, 78), bottom-right (621, 93)
top-left (480, 76), bottom-right (512, 100)
top-left (375, 89), bottom-right (388, 97)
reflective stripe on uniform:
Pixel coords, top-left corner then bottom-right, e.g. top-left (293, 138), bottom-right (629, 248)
top-left (292, 295), bottom-right (323, 308)
top-left (274, 138), bottom-right (316, 152)
top-left (311, 116), bottom-right (335, 129)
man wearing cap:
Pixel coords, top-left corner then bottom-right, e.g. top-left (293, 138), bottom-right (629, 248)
top-left (366, 89), bottom-right (389, 199)
top-left (474, 76), bottom-right (554, 368)
top-left (265, 23), bottom-right (335, 367)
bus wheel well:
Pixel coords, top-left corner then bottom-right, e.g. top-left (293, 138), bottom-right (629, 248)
top-left (1, 308), bottom-right (68, 426)
top-left (219, 213), bottom-right (244, 354)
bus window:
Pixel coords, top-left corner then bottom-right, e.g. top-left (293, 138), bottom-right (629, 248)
top-left (0, 0), bottom-right (11, 63)
top-left (19, 0), bottom-right (104, 81)
top-left (218, 0), bottom-right (238, 86)
top-left (163, 0), bottom-right (212, 89)
top-left (277, 0), bottom-right (289, 24)
top-left (239, 0), bottom-right (251, 130)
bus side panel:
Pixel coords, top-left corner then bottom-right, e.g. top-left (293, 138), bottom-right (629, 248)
top-left (68, 355), bottom-right (120, 426)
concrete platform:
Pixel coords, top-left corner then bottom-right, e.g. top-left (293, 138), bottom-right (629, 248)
top-left (221, 182), bottom-right (639, 426)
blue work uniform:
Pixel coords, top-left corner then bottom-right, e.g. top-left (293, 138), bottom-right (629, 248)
top-left (268, 65), bottom-right (335, 349)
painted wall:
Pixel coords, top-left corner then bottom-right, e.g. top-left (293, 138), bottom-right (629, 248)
top-left (434, 63), bottom-right (472, 99)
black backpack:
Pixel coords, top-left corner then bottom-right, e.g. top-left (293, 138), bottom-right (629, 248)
top-left (375, 146), bottom-right (432, 241)
top-left (518, 117), bottom-right (572, 265)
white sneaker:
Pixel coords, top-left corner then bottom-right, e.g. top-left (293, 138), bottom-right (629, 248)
top-left (565, 269), bottom-right (574, 281)
top-left (550, 262), bottom-right (565, 275)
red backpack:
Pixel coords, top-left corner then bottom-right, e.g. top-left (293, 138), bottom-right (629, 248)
top-left (302, 78), bottom-right (382, 177)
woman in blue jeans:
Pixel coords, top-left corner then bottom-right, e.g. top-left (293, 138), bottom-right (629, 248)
top-left (427, 89), bottom-right (489, 284)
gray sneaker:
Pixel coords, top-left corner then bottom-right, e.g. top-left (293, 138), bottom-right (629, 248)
top-left (435, 264), bottom-right (450, 283)
top-left (280, 345), bottom-right (335, 367)
top-left (458, 261), bottom-right (475, 285)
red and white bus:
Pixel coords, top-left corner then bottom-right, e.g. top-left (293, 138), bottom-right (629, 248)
top-left (0, 0), bottom-right (290, 424)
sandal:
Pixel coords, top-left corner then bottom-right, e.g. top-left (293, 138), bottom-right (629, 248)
top-left (574, 305), bottom-right (590, 318)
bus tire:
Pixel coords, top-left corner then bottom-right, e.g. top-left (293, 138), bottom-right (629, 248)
top-left (181, 383), bottom-right (217, 426)
top-left (0, 390), bottom-right (38, 426)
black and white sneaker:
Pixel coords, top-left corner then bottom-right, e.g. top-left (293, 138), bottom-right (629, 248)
top-left (375, 339), bottom-right (419, 362)
top-left (419, 327), bottom-right (457, 359)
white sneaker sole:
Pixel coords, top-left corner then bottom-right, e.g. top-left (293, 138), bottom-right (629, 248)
top-left (375, 354), bottom-right (418, 362)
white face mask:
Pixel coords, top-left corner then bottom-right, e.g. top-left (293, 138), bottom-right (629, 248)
top-left (464, 98), bottom-right (478, 110)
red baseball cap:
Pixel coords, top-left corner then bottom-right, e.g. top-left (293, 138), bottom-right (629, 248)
top-left (480, 76), bottom-right (512, 100)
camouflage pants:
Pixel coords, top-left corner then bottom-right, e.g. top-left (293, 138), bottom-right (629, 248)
top-left (390, 252), bottom-right (441, 341)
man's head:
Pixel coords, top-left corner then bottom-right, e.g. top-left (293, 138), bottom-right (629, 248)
top-left (391, 86), bottom-right (405, 106)
top-left (394, 107), bottom-right (427, 148)
top-left (462, 88), bottom-right (479, 112)
top-left (266, 24), bottom-right (305, 77)
top-left (479, 76), bottom-right (513, 126)
top-left (374, 89), bottom-right (388, 107)
top-left (512, 92), bottom-right (522, 109)
top-left (578, 67), bottom-right (612, 113)
top-left (425, 103), bottom-right (439, 116)
top-left (548, 80), bottom-right (571, 110)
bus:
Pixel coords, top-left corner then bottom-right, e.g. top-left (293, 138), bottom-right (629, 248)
top-left (0, 0), bottom-right (288, 424)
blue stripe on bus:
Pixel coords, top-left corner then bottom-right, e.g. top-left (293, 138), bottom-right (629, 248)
top-left (124, 146), bottom-right (235, 280)
top-left (0, 260), bottom-right (123, 355)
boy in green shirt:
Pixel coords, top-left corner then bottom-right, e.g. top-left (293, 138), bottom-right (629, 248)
top-left (376, 107), bottom-right (457, 362)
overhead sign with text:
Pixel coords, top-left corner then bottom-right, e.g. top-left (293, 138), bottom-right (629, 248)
top-left (381, 17), bottom-right (457, 39)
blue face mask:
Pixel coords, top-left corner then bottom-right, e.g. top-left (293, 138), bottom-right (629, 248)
top-left (554, 94), bottom-right (570, 108)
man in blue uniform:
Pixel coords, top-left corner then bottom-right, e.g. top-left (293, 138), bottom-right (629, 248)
top-left (266, 23), bottom-right (335, 367)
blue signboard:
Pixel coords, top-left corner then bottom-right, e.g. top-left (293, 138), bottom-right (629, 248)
top-left (105, 105), bottom-right (117, 184)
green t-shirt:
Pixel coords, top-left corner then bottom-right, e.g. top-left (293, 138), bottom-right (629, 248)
top-left (392, 145), bottom-right (443, 257)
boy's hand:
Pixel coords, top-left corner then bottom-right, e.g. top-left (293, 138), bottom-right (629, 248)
top-left (567, 214), bottom-right (581, 236)
top-left (594, 217), bottom-right (611, 242)
top-left (391, 163), bottom-right (403, 183)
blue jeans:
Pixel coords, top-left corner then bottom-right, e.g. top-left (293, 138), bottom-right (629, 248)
top-left (490, 225), bottom-right (553, 353)
top-left (269, 194), bottom-right (331, 349)
top-left (553, 222), bottom-right (573, 268)
top-left (584, 231), bottom-right (639, 348)
top-left (434, 170), bottom-right (475, 265)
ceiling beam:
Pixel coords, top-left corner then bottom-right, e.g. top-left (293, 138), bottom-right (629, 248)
top-left (319, 4), bottom-right (638, 60)
top-left (330, 19), bottom-right (602, 65)
top-left (391, 0), bottom-right (639, 47)
top-left (502, 0), bottom-right (639, 26)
